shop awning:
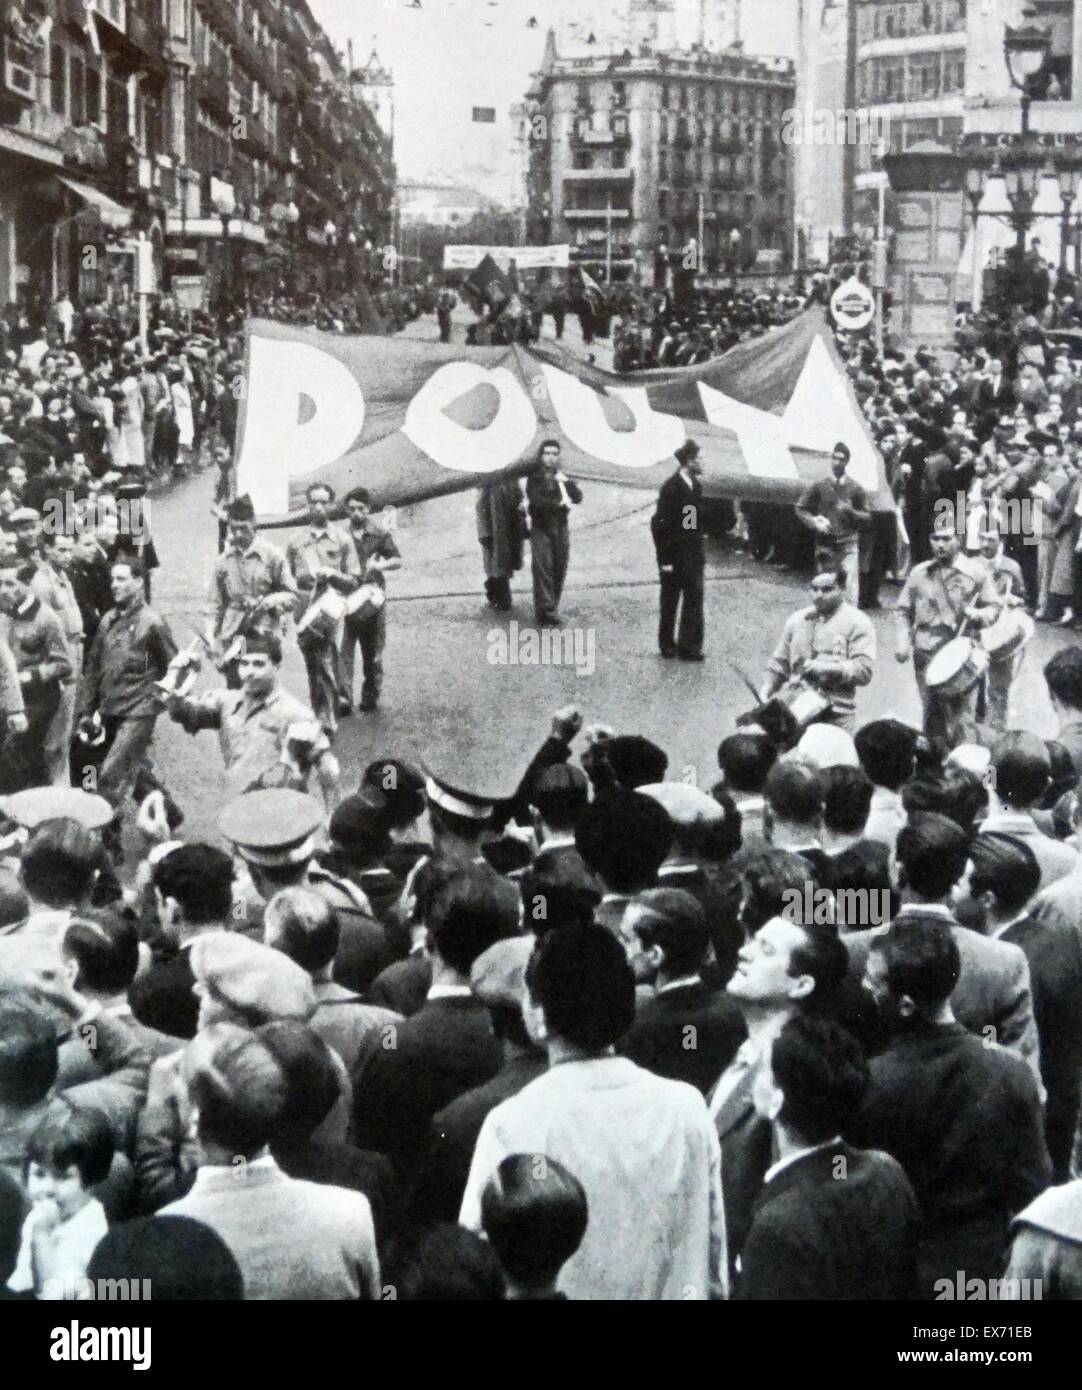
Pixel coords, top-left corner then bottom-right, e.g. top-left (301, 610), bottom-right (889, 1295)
top-left (57, 175), bottom-right (132, 230)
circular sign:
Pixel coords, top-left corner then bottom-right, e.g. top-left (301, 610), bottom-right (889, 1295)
top-left (831, 276), bottom-right (876, 331)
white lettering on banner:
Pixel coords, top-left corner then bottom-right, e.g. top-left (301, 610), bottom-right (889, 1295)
top-left (782, 337), bottom-right (879, 492)
top-left (540, 364), bottom-right (685, 468)
top-left (698, 382), bottom-right (799, 479)
top-left (236, 337), bottom-right (365, 515)
top-left (402, 362), bottom-right (537, 473)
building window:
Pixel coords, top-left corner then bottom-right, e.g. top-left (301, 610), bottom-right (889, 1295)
top-left (573, 151), bottom-right (591, 170)
top-left (50, 42), bottom-right (66, 116)
top-left (658, 191), bottom-right (668, 218)
top-left (69, 54), bottom-right (85, 125)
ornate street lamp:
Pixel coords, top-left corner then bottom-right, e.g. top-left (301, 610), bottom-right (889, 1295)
top-left (964, 156), bottom-right (990, 309)
top-left (210, 176), bottom-right (237, 326)
top-left (1003, 9), bottom-right (1052, 136)
top-left (1055, 153), bottom-right (1082, 277)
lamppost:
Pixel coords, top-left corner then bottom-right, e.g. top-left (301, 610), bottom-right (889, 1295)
top-left (210, 177), bottom-right (237, 327)
top-left (1002, 150), bottom-right (1045, 276)
top-left (1003, 10), bottom-right (1052, 141)
top-left (964, 157), bottom-right (989, 311)
top-left (1055, 155), bottom-right (1082, 279)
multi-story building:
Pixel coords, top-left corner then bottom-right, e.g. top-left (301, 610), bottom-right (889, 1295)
top-left (525, 31), bottom-right (794, 280)
top-left (796, 0), bottom-right (1082, 267)
top-left (0, 0), bottom-right (395, 312)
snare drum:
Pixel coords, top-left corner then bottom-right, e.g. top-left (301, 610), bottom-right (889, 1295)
top-left (981, 610), bottom-right (1034, 663)
top-left (780, 684), bottom-right (833, 728)
top-left (345, 582), bottom-right (386, 622)
top-left (924, 637), bottom-right (989, 698)
top-left (296, 588), bottom-right (348, 641)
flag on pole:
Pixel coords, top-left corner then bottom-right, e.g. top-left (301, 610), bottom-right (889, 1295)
top-left (464, 253), bottom-right (513, 319)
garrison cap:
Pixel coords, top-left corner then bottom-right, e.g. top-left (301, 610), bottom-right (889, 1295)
top-left (219, 789), bottom-right (323, 868)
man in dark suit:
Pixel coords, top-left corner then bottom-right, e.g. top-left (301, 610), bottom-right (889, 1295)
top-left (411, 937), bottom-right (546, 1227)
top-left (845, 813), bottom-right (1040, 1081)
top-left (525, 440), bottom-right (581, 627)
top-left (738, 1014), bottom-right (919, 1299)
top-left (954, 832), bottom-right (1082, 1182)
top-left (128, 843), bottom-right (236, 1040)
top-left (849, 917), bottom-right (1051, 1298)
top-left (708, 855), bottom-right (851, 1279)
top-left (972, 357), bottom-right (1016, 441)
top-left (351, 864), bottom-right (518, 1185)
top-left (622, 887), bottom-right (745, 1093)
top-left (652, 438), bottom-right (706, 661)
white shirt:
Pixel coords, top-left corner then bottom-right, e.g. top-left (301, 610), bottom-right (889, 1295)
top-left (8, 1198), bottom-right (108, 1297)
top-left (763, 1135), bottom-right (843, 1186)
top-left (461, 1055), bottom-right (728, 1300)
top-left (425, 983), bottom-right (473, 1002)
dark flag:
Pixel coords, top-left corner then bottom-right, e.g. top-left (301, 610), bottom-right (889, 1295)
top-left (465, 253), bottom-right (513, 319)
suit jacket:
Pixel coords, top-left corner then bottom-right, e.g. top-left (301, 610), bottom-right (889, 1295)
top-left (368, 954), bottom-right (432, 1017)
top-left (712, 1060), bottom-right (774, 1279)
top-left (652, 469), bottom-right (705, 572)
top-left (351, 994), bottom-right (502, 1182)
top-left (621, 979), bottom-right (745, 1095)
top-left (999, 908), bottom-right (1082, 1182)
top-left (737, 1142), bottom-right (919, 1299)
top-left (411, 1049), bottom-right (547, 1227)
top-left (848, 1022), bottom-right (1051, 1297)
top-left (845, 909), bottom-right (1040, 1083)
top-left (128, 940), bottom-right (198, 1040)
top-left (272, 1140), bottom-right (398, 1259)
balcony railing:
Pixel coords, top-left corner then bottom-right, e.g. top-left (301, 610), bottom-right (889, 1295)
top-left (194, 68), bottom-right (231, 119)
top-left (563, 168), bottom-right (634, 184)
top-left (571, 115), bottom-right (630, 146)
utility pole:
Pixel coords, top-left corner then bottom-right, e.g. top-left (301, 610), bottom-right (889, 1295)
top-left (605, 192), bottom-right (613, 284)
top-left (697, 189), bottom-right (705, 280)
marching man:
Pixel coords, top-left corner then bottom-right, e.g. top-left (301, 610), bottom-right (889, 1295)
top-left (760, 566), bottom-right (876, 733)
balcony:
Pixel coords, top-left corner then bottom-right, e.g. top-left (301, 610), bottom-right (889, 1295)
top-left (2, 34), bottom-right (38, 105)
top-left (563, 167), bottom-right (633, 185)
top-left (571, 114), bottom-right (630, 147)
top-left (237, 111), bottom-right (276, 160)
top-left (124, 9), bottom-right (166, 62)
top-left (194, 68), bottom-right (231, 119)
top-left (562, 207), bottom-right (631, 221)
top-left (195, 0), bottom-right (236, 43)
top-left (232, 24), bottom-right (269, 82)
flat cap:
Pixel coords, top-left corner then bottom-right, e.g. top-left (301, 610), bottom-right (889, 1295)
top-left (0, 787), bottom-right (113, 831)
top-left (219, 789), bottom-right (323, 867)
top-left (189, 931), bottom-right (315, 1022)
top-left (470, 935), bottom-right (535, 1011)
top-left (638, 782), bottom-right (723, 827)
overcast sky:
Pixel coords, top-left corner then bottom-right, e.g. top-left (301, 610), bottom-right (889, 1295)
top-left (309, 0), bottom-right (798, 195)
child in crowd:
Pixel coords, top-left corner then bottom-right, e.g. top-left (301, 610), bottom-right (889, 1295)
top-left (7, 1104), bottom-right (112, 1300)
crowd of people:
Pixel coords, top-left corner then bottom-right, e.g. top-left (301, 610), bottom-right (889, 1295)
top-left (8, 277), bottom-right (1082, 1304)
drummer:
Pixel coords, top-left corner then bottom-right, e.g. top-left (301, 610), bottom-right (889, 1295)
top-left (340, 486), bottom-right (402, 715)
top-left (759, 565), bottom-right (876, 733)
top-left (286, 483), bottom-right (361, 737)
top-left (977, 521), bottom-right (1030, 733)
top-left (895, 515), bottom-right (1002, 749)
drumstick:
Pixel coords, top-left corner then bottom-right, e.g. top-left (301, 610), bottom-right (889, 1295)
top-left (731, 665), bottom-right (765, 706)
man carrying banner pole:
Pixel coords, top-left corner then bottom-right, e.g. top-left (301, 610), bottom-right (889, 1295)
top-left (526, 440), bottom-right (582, 628)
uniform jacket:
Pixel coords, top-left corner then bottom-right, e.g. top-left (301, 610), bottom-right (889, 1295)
top-left (81, 599), bottom-right (176, 720)
top-left (1, 595), bottom-right (71, 706)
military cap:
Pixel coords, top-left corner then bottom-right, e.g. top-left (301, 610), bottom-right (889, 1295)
top-left (219, 789), bottom-right (323, 867)
top-left (638, 782), bottom-right (723, 827)
top-left (470, 935), bottom-right (535, 1011)
top-left (0, 787), bottom-right (113, 831)
top-left (189, 931), bottom-right (315, 1022)
top-left (424, 771), bottom-right (502, 824)
top-left (225, 493), bottom-right (256, 523)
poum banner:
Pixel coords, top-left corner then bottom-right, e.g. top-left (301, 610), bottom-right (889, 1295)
top-left (234, 306), bottom-right (893, 524)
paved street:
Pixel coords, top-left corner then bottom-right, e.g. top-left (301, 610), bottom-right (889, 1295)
top-left (149, 439), bottom-right (1071, 846)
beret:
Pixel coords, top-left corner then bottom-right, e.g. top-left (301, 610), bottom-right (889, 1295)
top-left (189, 931), bottom-right (315, 1022)
top-left (637, 782), bottom-right (723, 827)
